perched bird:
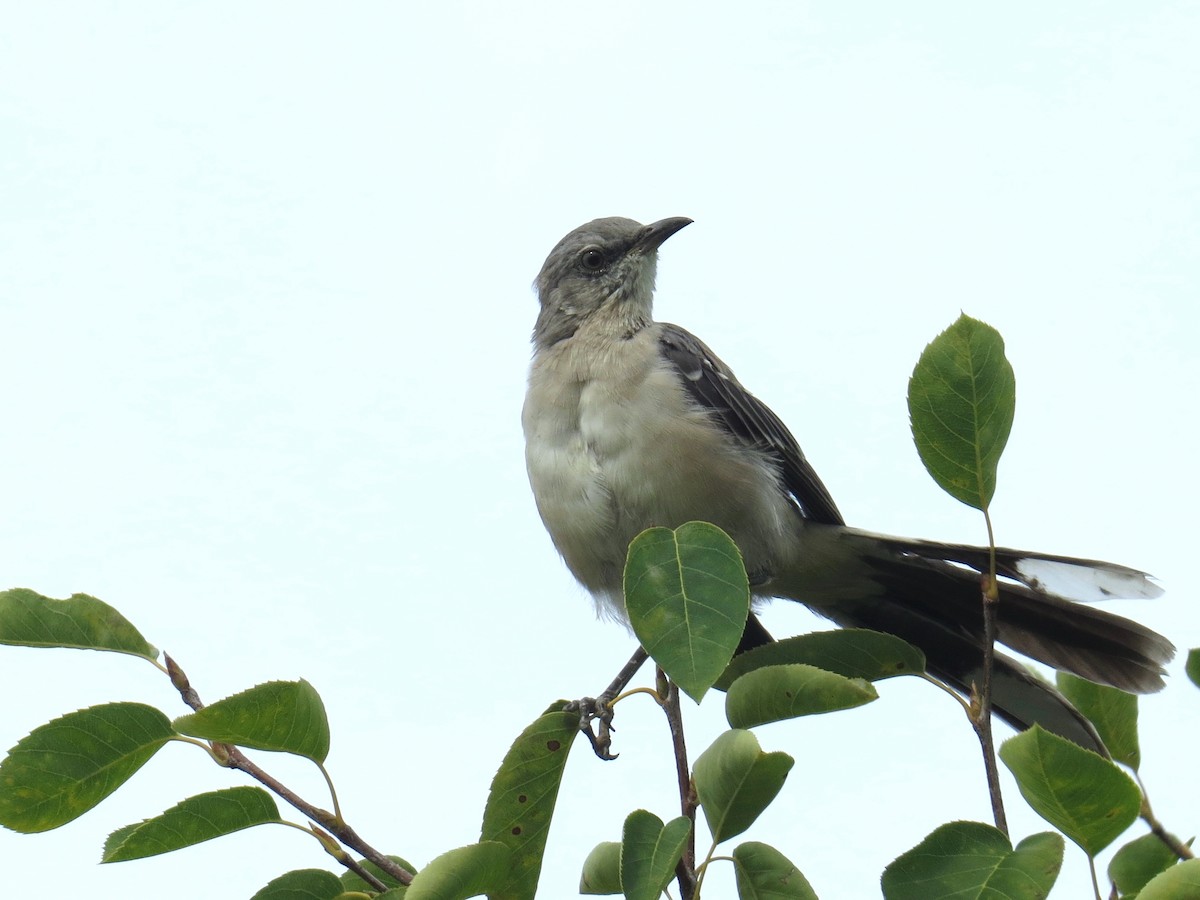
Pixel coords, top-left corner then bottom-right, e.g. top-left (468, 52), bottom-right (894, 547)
top-left (521, 215), bottom-right (1173, 750)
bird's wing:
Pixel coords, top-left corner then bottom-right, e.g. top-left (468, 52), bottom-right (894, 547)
top-left (657, 322), bottom-right (844, 525)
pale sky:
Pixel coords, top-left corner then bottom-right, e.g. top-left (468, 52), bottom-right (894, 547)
top-left (1, 3), bottom-right (1197, 897)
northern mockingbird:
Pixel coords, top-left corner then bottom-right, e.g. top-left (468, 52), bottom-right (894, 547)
top-left (522, 215), bottom-right (1173, 748)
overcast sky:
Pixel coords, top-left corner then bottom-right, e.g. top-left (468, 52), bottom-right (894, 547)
top-left (1, 3), bottom-right (1197, 897)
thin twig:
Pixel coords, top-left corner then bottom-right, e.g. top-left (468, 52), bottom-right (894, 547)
top-left (663, 679), bottom-right (697, 900)
top-left (164, 653), bottom-right (410, 890)
top-left (972, 589), bottom-right (1008, 836)
top-left (606, 645), bottom-right (651, 697)
top-left (973, 509), bottom-right (1008, 836)
top-left (1138, 782), bottom-right (1194, 860)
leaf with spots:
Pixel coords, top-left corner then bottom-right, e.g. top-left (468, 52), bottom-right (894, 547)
top-left (173, 680), bottom-right (330, 764)
top-left (0, 702), bottom-right (174, 833)
top-left (908, 314), bottom-right (1015, 511)
top-left (479, 703), bottom-right (579, 900)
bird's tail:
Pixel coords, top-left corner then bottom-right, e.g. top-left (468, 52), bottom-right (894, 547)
top-left (761, 526), bottom-right (1174, 751)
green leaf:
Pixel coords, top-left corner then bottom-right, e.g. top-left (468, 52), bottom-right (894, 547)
top-left (479, 703), bottom-right (578, 900)
top-left (1108, 832), bottom-right (1181, 896)
top-left (1186, 648), bottom-right (1200, 688)
top-left (173, 680), bottom-right (330, 763)
top-left (732, 841), bottom-right (818, 900)
top-left (882, 821), bottom-right (1062, 900)
top-left (250, 868), bottom-right (345, 899)
top-left (0, 588), bottom-right (158, 660)
top-left (693, 729), bottom-right (793, 844)
top-left (340, 856), bottom-right (416, 892)
top-left (620, 810), bottom-right (691, 900)
top-left (0, 701), bottom-right (174, 832)
top-left (579, 842), bottom-right (622, 895)
top-left (1056, 672), bottom-right (1140, 769)
top-left (624, 521), bottom-right (750, 703)
top-left (999, 725), bottom-right (1141, 856)
top-left (405, 842), bottom-right (511, 900)
top-left (908, 313), bottom-right (1016, 510)
top-left (1138, 858), bottom-right (1200, 900)
top-left (715, 629), bottom-right (924, 692)
top-left (725, 664), bottom-right (876, 728)
top-left (101, 786), bottom-right (280, 861)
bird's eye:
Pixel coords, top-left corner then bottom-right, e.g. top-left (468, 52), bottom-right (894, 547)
top-left (579, 248), bottom-right (606, 272)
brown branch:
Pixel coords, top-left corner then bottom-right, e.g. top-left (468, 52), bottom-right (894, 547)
top-left (972, 574), bottom-right (1008, 836)
top-left (663, 679), bottom-right (697, 900)
top-left (164, 653), bottom-right (410, 890)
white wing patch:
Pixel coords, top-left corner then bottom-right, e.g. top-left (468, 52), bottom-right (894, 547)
top-left (1015, 558), bottom-right (1164, 602)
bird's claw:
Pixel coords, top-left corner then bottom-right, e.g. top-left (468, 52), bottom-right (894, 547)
top-left (566, 694), bottom-right (619, 760)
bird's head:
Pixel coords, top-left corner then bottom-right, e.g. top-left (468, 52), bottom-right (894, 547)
top-left (532, 216), bottom-right (692, 348)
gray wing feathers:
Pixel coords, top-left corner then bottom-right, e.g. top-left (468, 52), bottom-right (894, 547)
top-left (657, 323), bottom-right (844, 526)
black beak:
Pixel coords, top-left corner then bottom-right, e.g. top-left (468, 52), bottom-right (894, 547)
top-left (633, 217), bottom-right (693, 254)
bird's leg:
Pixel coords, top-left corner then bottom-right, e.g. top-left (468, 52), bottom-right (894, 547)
top-left (566, 645), bottom-right (650, 760)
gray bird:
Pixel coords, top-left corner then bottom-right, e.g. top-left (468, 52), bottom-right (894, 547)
top-left (522, 215), bottom-right (1173, 749)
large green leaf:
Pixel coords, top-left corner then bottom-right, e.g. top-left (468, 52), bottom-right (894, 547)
top-left (404, 842), bottom-right (511, 900)
top-left (725, 663), bottom-right (876, 729)
top-left (173, 680), bottom-right (330, 763)
top-left (715, 629), bottom-right (924, 692)
top-left (624, 521), bottom-right (749, 703)
top-left (102, 786), bottom-right (281, 861)
top-left (882, 821), bottom-right (1062, 900)
top-left (999, 726), bottom-right (1141, 856)
top-left (732, 841), bottom-right (818, 900)
top-left (1056, 672), bottom-right (1140, 769)
top-left (479, 703), bottom-right (578, 900)
top-left (908, 314), bottom-right (1015, 510)
top-left (692, 730), bottom-right (793, 844)
top-left (0, 588), bottom-right (157, 660)
top-left (0, 701), bottom-right (174, 832)
top-left (620, 810), bottom-right (691, 900)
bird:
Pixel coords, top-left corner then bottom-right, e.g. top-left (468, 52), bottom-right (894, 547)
top-left (521, 215), bottom-right (1173, 751)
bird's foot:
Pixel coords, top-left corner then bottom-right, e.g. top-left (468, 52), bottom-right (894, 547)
top-left (565, 694), bottom-right (618, 760)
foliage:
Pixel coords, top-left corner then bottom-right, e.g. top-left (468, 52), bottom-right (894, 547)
top-left (0, 316), bottom-right (1193, 899)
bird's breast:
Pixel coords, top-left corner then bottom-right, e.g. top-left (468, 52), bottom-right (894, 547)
top-left (523, 328), bottom-right (796, 609)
